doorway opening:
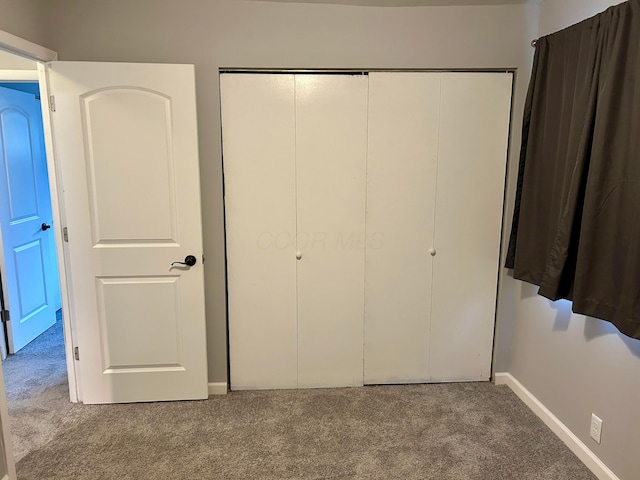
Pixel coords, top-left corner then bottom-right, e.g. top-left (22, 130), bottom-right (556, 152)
top-left (0, 51), bottom-right (71, 462)
top-left (0, 79), bottom-right (62, 355)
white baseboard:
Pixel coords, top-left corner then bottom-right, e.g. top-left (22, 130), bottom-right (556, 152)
top-left (493, 372), bottom-right (619, 480)
top-left (208, 382), bottom-right (228, 396)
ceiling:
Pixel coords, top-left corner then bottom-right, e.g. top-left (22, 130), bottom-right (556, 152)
top-left (247, 0), bottom-right (538, 6)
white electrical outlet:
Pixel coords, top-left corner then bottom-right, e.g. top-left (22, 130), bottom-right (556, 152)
top-left (590, 413), bottom-right (603, 444)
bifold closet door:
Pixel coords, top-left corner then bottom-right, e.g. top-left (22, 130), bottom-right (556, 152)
top-left (364, 73), bottom-right (440, 384)
top-left (364, 72), bottom-right (512, 384)
top-left (221, 74), bottom-right (298, 390)
top-left (223, 73), bottom-right (368, 390)
top-left (296, 75), bottom-right (368, 388)
top-left (428, 72), bottom-right (512, 381)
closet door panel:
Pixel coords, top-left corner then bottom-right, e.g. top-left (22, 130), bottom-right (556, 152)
top-left (364, 73), bottom-right (440, 384)
top-left (295, 75), bottom-right (368, 388)
top-left (429, 72), bottom-right (512, 381)
top-left (221, 74), bottom-right (298, 390)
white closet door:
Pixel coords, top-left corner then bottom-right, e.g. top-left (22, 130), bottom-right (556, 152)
top-left (429, 72), bottom-right (512, 381)
top-left (364, 73), bottom-right (441, 384)
top-left (222, 74), bottom-right (298, 390)
top-left (295, 75), bottom-right (368, 388)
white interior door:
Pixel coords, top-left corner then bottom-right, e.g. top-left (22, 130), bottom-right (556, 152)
top-left (428, 72), bottom-right (512, 381)
top-left (364, 72), bottom-right (440, 384)
top-left (48, 62), bottom-right (207, 404)
top-left (222, 73), bottom-right (298, 390)
top-left (295, 74), bottom-right (368, 388)
top-left (0, 364), bottom-right (16, 480)
top-left (0, 84), bottom-right (57, 353)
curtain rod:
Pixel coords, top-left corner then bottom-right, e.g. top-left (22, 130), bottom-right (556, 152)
top-left (531, 39), bottom-right (538, 47)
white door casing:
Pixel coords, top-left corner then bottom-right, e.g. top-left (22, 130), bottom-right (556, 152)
top-left (0, 84), bottom-right (58, 353)
top-left (48, 62), bottom-right (207, 404)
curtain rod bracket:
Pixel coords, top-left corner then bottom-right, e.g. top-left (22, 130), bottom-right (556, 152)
top-left (531, 39), bottom-right (538, 47)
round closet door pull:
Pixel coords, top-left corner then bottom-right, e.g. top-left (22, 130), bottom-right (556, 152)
top-left (429, 248), bottom-right (436, 257)
top-left (296, 251), bottom-right (302, 260)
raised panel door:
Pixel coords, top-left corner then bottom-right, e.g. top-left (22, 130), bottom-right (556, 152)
top-left (49, 62), bottom-right (207, 403)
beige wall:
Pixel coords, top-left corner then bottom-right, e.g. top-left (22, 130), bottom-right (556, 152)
top-left (539, 0), bottom-right (626, 35)
top-left (38, 0), bottom-right (538, 384)
top-left (507, 2), bottom-right (640, 480)
top-left (0, 50), bottom-right (37, 69)
top-left (0, 0), bottom-right (47, 46)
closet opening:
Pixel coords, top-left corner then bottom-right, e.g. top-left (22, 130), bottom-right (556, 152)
top-left (220, 68), bottom-right (514, 392)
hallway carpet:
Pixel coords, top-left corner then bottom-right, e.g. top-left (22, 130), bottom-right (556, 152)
top-left (2, 317), bottom-right (96, 462)
top-left (4, 322), bottom-right (595, 479)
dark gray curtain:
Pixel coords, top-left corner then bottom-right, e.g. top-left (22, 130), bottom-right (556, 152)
top-left (506, 0), bottom-right (640, 339)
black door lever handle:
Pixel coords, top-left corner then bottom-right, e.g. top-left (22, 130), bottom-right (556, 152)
top-left (171, 255), bottom-right (197, 267)
top-left (41, 223), bottom-right (51, 231)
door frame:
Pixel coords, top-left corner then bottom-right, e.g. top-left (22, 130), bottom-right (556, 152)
top-left (0, 29), bottom-right (80, 403)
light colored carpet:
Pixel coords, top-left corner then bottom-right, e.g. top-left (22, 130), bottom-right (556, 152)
top-left (2, 317), bottom-right (95, 462)
top-left (3, 320), bottom-right (596, 479)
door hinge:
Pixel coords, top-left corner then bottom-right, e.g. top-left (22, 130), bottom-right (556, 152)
top-left (0, 310), bottom-right (9, 324)
top-left (74, 346), bottom-right (79, 361)
top-left (49, 95), bottom-right (56, 112)
top-left (63, 226), bottom-right (69, 242)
